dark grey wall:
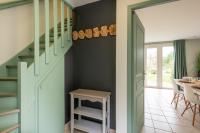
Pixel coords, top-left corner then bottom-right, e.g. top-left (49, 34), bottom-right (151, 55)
top-left (65, 0), bottom-right (116, 129)
top-left (65, 46), bottom-right (76, 124)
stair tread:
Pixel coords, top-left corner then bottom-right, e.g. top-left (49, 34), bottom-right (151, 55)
top-left (57, 26), bottom-right (68, 29)
top-left (0, 109), bottom-right (20, 117)
top-left (40, 39), bottom-right (54, 43)
top-left (29, 45), bottom-right (45, 50)
top-left (0, 77), bottom-right (17, 81)
top-left (50, 33), bottom-right (61, 37)
top-left (18, 55), bottom-right (34, 58)
top-left (0, 123), bottom-right (20, 133)
top-left (0, 92), bottom-right (16, 97)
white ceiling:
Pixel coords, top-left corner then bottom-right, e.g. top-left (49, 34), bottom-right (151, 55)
top-left (68, 0), bottom-right (99, 7)
top-left (136, 0), bottom-right (200, 43)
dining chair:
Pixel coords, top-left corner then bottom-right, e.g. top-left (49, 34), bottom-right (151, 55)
top-left (181, 83), bottom-right (200, 126)
top-left (171, 79), bottom-right (186, 109)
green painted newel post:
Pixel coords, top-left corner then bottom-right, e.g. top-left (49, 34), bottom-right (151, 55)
top-left (45, 0), bottom-right (50, 64)
top-left (53, 0), bottom-right (58, 55)
top-left (34, 0), bottom-right (40, 75)
top-left (61, 0), bottom-right (65, 48)
top-left (67, 7), bottom-right (71, 41)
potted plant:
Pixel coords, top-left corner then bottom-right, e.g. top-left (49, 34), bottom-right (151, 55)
top-left (196, 53), bottom-right (200, 77)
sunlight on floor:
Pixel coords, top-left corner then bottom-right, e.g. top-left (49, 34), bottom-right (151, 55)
top-left (141, 88), bottom-right (200, 133)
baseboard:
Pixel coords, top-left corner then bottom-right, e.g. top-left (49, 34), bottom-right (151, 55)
top-left (64, 121), bottom-right (116, 133)
top-left (64, 122), bottom-right (70, 133)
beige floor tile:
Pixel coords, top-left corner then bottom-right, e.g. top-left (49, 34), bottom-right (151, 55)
top-left (163, 111), bottom-right (180, 118)
top-left (145, 113), bottom-right (152, 119)
top-left (149, 106), bottom-right (161, 110)
top-left (166, 116), bottom-right (192, 127)
top-left (150, 109), bottom-right (163, 116)
top-left (161, 107), bottom-right (176, 113)
top-left (145, 119), bottom-right (154, 128)
top-left (141, 126), bottom-right (155, 133)
top-left (142, 88), bottom-right (200, 133)
top-left (151, 114), bottom-right (167, 122)
top-left (155, 129), bottom-right (172, 133)
top-left (145, 108), bottom-right (151, 113)
top-left (153, 121), bottom-right (172, 132)
top-left (170, 124), bottom-right (193, 133)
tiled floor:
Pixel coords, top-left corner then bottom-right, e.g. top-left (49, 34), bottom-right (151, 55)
top-left (142, 88), bottom-right (200, 133)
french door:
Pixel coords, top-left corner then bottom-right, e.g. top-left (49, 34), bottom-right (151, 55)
top-left (145, 43), bottom-right (174, 89)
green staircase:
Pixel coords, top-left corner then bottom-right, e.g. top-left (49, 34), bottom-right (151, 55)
top-left (0, 1), bottom-right (73, 132)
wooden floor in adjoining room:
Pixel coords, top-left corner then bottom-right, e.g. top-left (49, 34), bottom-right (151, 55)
top-left (142, 88), bottom-right (200, 133)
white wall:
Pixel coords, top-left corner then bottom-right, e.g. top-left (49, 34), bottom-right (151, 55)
top-left (116, 0), bottom-right (147, 133)
top-left (0, 0), bottom-right (66, 65)
top-left (135, 0), bottom-right (200, 43)
top-left (0, 3), bottom-right (34, 65)
top-left (186, 39), bottom-right (200, 76)
top-left (0, 0), bottom-right (16, 3)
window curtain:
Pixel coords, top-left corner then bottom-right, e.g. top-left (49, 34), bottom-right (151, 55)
top-left (173, 40), bottom-right (187, 79)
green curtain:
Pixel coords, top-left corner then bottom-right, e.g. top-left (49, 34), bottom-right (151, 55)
top-left (174, 40), bottom-right (188, 79)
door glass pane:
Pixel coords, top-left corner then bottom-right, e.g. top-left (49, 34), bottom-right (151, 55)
top-left (146, 48), bottom-right (157, 87)
top-left (162, 46), bottom-right (174, 88)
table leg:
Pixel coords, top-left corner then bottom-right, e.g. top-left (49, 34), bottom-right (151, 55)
top-left (71, 95), bottom-right (74, 133)
top-left (78, 98), bottom-right (81, 120)
top-left (107, 96), bottom-right (110, 133)
top-left (103, 98), bottom-right (106, 133)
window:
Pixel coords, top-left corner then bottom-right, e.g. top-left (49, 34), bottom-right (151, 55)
top-left (162, 47), bottom-right (174, 88)
top-left (146, 48), bottom-right (157, 87)
top-left (145, 43), bottom-right (174, 89)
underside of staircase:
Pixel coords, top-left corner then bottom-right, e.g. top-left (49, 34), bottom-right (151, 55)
top-left (0, 1), bottom-right (73, 132)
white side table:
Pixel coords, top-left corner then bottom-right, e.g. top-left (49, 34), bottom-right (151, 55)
top-left (70, 89), bottom-right (111, 133)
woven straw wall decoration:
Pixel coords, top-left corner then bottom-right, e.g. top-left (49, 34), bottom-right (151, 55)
top-left (85, 29), bottom-right (93, 39)
top-left (78, 30), bottom-right (85, 40)
top-left (72, 24), bottom-right (116, 41)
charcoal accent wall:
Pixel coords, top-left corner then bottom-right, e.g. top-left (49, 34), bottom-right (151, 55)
top-left (65, 0), bottom-right (116, 129)
top-left (65, 46), bottom-right (76, 124)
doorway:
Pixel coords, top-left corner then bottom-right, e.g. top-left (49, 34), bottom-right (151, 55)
top-left (127, 1), bottom-right (178, 133)
top-left (128, 0), bottom-right (200, 133)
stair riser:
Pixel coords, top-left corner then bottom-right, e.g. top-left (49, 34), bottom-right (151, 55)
top-left (0, 97), bottom-right (17, 111)
top-left (29, 47), bottom-right (45, 51)
top-left (40, 39), bottom-right (54, 44)
top-left (29, 49), bottom-right (45, 56)
top-left (0, 68), bottom-right (7, 77)
top-left (7, 69), bottom-right (17, 77)
top-left (18, 58), bottom-right (33, 66)
top-left (0, 113), bottom-right (18, 130)
top-left (0, 82), bottom-right (17, 93)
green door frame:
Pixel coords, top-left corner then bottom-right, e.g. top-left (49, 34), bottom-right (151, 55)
top-left (127, 0), bottom-right (177, 133)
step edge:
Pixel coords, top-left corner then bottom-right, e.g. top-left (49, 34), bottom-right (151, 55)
top-left (1, 123), bottom-right (20, 133)
top-left (0, 92), bottom-right (16, 97)
top-left (0, 109), bottom-right (20, 117)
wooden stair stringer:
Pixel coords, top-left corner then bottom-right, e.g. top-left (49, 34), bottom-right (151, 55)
top-left (18, 29), bottom-right (72, 132)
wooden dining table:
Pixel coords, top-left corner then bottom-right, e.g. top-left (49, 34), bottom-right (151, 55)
top-left (175, 79), bottom-right (200, 96)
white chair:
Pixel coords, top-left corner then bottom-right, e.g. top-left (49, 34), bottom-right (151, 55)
top-left (181, 83), bottom-right (200, 126)
top-left (171, 79), bottom-right (186, 109)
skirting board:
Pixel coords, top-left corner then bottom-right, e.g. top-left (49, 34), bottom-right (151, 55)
top-left (65, 122), bottom-right (116, 133)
